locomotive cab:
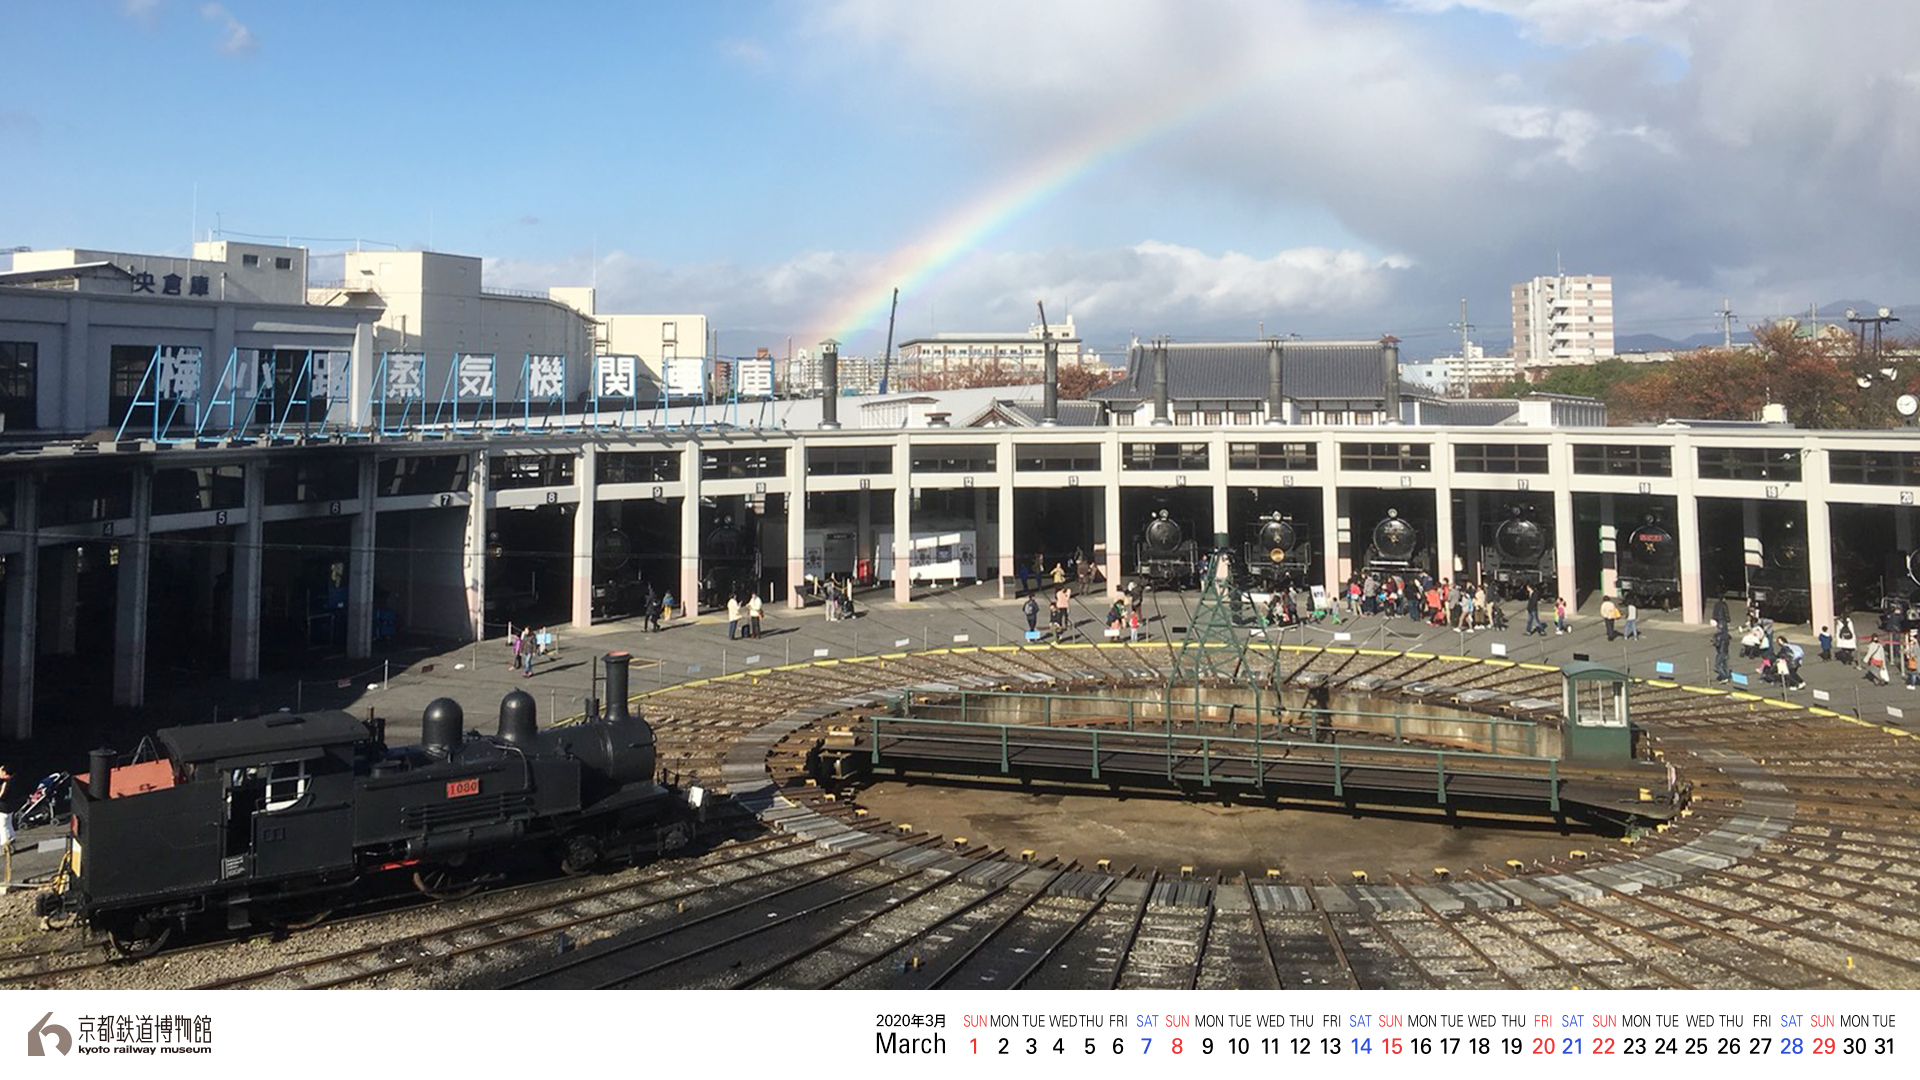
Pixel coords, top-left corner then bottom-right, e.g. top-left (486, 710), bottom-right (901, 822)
top-left (64, 710), bottom-right (372, 952)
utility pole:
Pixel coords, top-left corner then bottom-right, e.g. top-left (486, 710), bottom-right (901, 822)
top-left (1715, 298), bottom-right (1735, 349)
top-left (1449, 299), bottom-right (1474, 397)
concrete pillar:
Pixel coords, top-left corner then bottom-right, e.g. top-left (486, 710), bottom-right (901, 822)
top-left (997, 443), bottom-right (1016, 597)
top-left (38, 545), bottom-right (78, 656)
top-left (1431, 439), bottom-right (1456, 581)
top-left (346, 456), bottom-right (377, 658)
top-left (571, 444), bottom-right (597, 629)
top-left (1598, 493), bottom-right (1617, 600)
top-left (1804, 448), bottom-right (1835, 631)
top-left (1334, 487), bottom-right (1353, 585)
top-left (3, 478), bottom-right (40, 739)
top-left (1103, 446), bottom-right (1123, 595)
top-left (857, 485), bottom-right (874, 574)
top-left (1740, 499), bottom-right (1762, 605)
top-left (679, 440), bottom-right (702, 614)
top-left (1461, 489), bottom-right (1481, 582)
top-left (1675, 436), bottom-right (1704, 623)
top-left (973, 485), bottom-right (992, 583)
top-left (112, 467), bottom-right (153, 707)
top-left (787, 443), bottom-right (808, 609)
top-left (1553, 483), bottom-right (1576, 611)
top-left (893, 434), bottom-right (912, 604)
top-left (465, 448), bottom-right (489, 639)
top-left (229, 461), bottom-right (265, 680)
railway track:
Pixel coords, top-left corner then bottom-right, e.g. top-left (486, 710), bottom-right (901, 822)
top-left (18, 640), bottom-right (1920, 990)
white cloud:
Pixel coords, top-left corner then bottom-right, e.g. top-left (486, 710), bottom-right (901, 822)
top-left (199, 3), bottom-right (257, 56)
top-left (772, 0), bottom-right (1920, 344)
top-left (485, 240), bottom-right (1412, 352)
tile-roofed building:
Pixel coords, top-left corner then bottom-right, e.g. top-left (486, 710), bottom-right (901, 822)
top-left (1091, 337), bottom-right (1403, 425)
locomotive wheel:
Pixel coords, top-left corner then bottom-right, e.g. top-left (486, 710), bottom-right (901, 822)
top-left (411, 867), bottom-right (482, 901)
top-left (559, 835), bottom-right (602, 876)
top-left (110, 920), bottom-right (174, 959)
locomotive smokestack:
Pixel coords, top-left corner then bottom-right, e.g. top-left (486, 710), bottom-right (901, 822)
top-left (1267, 338), bottom-right (1285, 424)
top-left (819, 340), bottom-right (841, 430)
top-left (1151, 339), bottom-right (1171, 426)
top-left (88, 748), bottom-right (113, 800)
top-left (603, 651), bottom-right (633, 724)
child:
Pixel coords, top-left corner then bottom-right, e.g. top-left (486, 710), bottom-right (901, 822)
top-left (1818, 625), bottom-right (1833, 662)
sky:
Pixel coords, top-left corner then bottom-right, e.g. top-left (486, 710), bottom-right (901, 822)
top-left (4, 0), bottom-right (1919, 360)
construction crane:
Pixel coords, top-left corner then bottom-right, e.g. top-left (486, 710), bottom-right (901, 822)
top-left (876, 287), bottom-right (900, 395)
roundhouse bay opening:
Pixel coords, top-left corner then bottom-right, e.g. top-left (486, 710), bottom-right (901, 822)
top-left (800, 678), bottom-right (1674, 879)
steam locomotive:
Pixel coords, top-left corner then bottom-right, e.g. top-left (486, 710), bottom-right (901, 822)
top-left (1243, 512), bottom-right (1313, 590)
top-left (1744, 516), bottom-right (1811, 620)
top-left (1362, 509), bottom-right (1427, 576)
top-left (1480, 506), bottom-right (1554, 598)
top-left (1615, 516), bottom-right (1680, 609)
top-left (1135, 509), bottom-right (1200, 588)
top-left (37, 653), bottom-right (702, 956)
top-left (701, 514), bottom-right (760, 607)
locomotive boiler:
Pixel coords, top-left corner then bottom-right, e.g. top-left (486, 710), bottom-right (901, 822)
top-left (1480, 506), bottom-right (1554, 597)
top-left (1744, 516), bottom-right (1811, 621)
top-left (1135, 509), bottom-right (1200, 589)
top-left (1615, 516), bottom-right (1680, 610)
top-left (1244, 512), bottom-right (1312, 590)
top-left (1361, 509), bottom-right (1426, 576)
top-left (38, 652), bottom-right (701, 956)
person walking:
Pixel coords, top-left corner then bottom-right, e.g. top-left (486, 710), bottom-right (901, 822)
top-left (1023, 593), bottom-right (1039, 633)
top-left (748, 592), bottom-right (764, 639)
top-left (727, 594), bottom-right (742, 640)
top-left (1524, 585), bottom-right (1544, 636)
top-left (1835, 616), bottom-right (1857, 665)
top-left (509, 623), bottom-right (523, 670)
top-left (1053, 584), bottom-right (1072, 634)
top-left (1712, 618), bottom-right (1732, 682)
top-left (1600, 595), bottom-right (1621, 641)
top-left (646, 590), bottom-right (663, 633)
top-left (1624, 600), bottom-right (1639, 639)
top-left (519, 626), bottom-right (535, 677)
top-left (1712, 596), bottom-right (1730, 632)
top-left (1818, 625), bottom-right (1832, 662)
top-left (1554, 596), bottom-right (1569, 635)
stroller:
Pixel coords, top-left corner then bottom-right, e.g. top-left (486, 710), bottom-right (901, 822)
top-left (10, 771), bottom-right (72, 830)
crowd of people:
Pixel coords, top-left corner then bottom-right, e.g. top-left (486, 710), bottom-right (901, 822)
top-left (1332, 571), bottom-right (1531, 634)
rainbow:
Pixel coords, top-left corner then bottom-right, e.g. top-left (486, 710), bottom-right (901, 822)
top-left (810, 69), bottom-right (1273, 346)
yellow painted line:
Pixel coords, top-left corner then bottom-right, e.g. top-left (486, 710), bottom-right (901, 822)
top-left (1403, 652), bottom-right (1438, 660)
top-left (984, 645), bottom-right (1018, 653)
top-left (881, 651), bottom-right (910, 660)
top-left (1728, 692), bottom-right (1761, 702)
top-left (1518, 663), bottom-right (1559, 672)
top-left (1482, 660), bottom-right (1516, 669)
top-left (1357, 648), bottom-right (1399, 657)
top-left (1644, 680), bottom-right (1677, 689)
top-left (1434, 653), bottom-right (1474, 663)
top-left (1679, 684), bottom-right (1725, 695)
top-left (1761, 698), bottom-right (1799, 710)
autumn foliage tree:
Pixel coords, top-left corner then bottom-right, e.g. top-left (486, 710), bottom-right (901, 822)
top-left (1608, 322), bottom-right (1916, 427)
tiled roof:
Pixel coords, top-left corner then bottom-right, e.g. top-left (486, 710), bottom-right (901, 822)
top-left (1092, 340), bottom-right (1391, 403)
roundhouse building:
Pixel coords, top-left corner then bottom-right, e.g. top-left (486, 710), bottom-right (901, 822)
top-left (2, 252), bottom-right (1914, 741)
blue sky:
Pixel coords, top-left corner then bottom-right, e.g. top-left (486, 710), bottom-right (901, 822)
top-left (5, 1), bottom-right (1919, 359)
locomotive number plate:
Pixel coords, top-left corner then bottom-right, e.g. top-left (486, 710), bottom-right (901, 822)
top-left (446, 778), bottom-right (481, 799)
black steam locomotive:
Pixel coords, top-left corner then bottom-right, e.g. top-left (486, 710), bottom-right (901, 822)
top-left (1481, 506), bottom-right (1554, 598)
top-left (1745, 517), bottom-right (1810, 620)
top-left (1136, 509), bottom-right (1200, 588)
top-left (701, 514), bottom-right (760, 608)
top-left (1615, 516), bottom-right (1680, 609)
top-left (38, 653), bottom-right (701, 955)
top-left (1244, 512), bottom-right (1312, 590)
top-left (1362, 509), bottom-right (1426, 576)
